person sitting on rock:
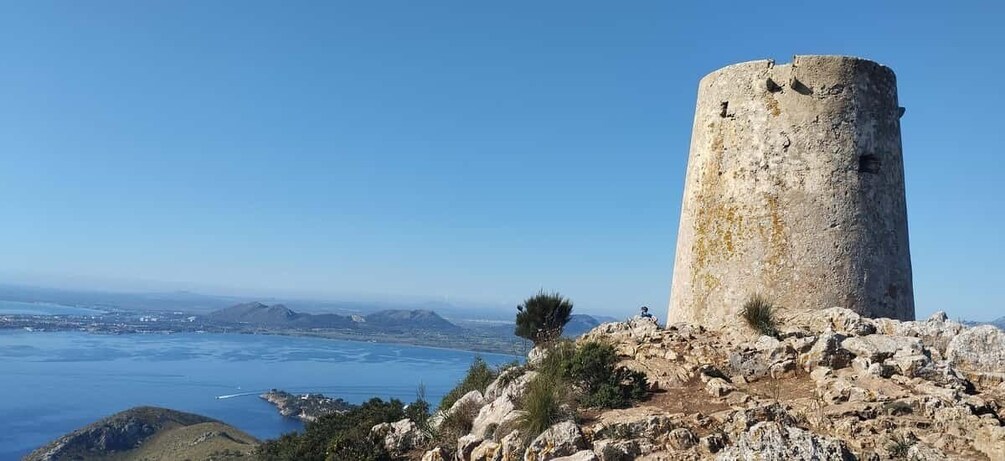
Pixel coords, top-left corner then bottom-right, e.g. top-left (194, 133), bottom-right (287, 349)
top-left (637, 305), bottom-right (659, 327)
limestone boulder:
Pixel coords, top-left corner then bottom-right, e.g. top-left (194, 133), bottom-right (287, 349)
top-left (840, 334), bottom-right (923, 362)
top-left (471, 394), bottom-right (522, 439)
top-left (715, 422), bottom-right (854, 460)
top-left (800, 331), bottom-right (852, 370)
top-left (420, 446), bottom-right (449, 461)
top-left (485, 370), bottom-right (538, 402)
top-left (666, 428), bottom-right (698, 450)
top-left (550, 451), bottom-right (599, 461)
top-left (497, 430), bottom-right (528, 461)
top-left (705, 377), bottom-right (735, 397)
top-left (457, 434), bottom-right (484, 461)
top-left (947, 325), bottom-right (1005, 378)
top-left (527, 346), bottom-right (548, 367)
top-left (448, 390), bottom-right (486, 418)
top-left (906, 443), bottom-right (950, 461)
top-left (470, 440), bottom-right (500, 461)
top-left (524, 421), bottom-right (586, 461)
top-left (592, 439), bottom-right (640, 461)
top-left (371, 418), bottom-right (429, 455)
top-left (974, 425), bottom-right (1005, 461)
top-left (787, 307), bottom-right (877, 337)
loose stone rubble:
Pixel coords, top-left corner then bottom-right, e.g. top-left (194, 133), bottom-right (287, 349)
top-left (388, 310), bottom-right (1004, 460)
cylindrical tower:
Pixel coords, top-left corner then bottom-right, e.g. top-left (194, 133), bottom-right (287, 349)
top-left (668, 55), bottom-right (914, 328)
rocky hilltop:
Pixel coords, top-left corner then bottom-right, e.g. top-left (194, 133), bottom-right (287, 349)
top-left (388, 308), bottom-right (1005, 460)
top-left (25, 406), bottom-right (258, 461)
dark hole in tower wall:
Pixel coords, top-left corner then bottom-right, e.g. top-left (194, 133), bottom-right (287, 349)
top-left (859, 155), bottom-right (881, 174)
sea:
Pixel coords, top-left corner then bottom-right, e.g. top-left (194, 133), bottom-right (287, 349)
top-left (0, 300), bottom-right (518, 459)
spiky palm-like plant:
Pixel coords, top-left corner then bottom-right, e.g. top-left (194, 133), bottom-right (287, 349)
top-left (515, 291), bottom-right (573, 345)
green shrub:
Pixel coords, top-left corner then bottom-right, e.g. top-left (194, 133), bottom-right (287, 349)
top-left (257, 397), bottom-right (416, 461)
top-left (527, 340), bottom-right (647, 411)
top-left (568, 342), bottom-right (648, 409)
top-left (438, 357), bottom-right (498, 412)
top-left (515, 291), bottom-right (574, 345)
top-left (741, 295), bottom-right (779, 337)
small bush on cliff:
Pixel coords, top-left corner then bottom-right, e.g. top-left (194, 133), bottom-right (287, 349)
top-left (567, 342), bottom-right (648, 409)
top-left (526, 340), bottom-right (647, 418)
top-left (438, 357), bottom-right (498, 412)
top-left (741, 295), bottom-right (779, 337)
top-left (515, 291), bottom-right (574, 345)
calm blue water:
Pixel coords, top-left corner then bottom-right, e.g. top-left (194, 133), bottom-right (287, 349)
top-left (0, 331), bottom-right (517, 459)
top-left (0, 300), bottom-right (106, 316)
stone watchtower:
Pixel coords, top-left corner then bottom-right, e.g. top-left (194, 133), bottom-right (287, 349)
top-left (667, 55), bottom-right (915, 328)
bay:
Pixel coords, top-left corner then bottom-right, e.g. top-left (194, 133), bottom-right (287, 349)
top-left (0, 330), bottom-right (517, 459)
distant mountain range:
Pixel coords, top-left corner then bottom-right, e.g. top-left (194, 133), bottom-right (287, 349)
top-left (967, 316), bottom-right (1005, 330)
top-left (207, 302), bottom-right (460, 333)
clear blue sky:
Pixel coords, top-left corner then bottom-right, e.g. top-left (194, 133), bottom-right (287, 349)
top-left (1, 2), bottom-right (1002, 319)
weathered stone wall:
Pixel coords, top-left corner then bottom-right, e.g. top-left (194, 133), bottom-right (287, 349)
top-left (668, 55), bottom-right (914, 327)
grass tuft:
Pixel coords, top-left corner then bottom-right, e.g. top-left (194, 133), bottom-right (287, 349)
top-left (519, 373), bottom-right (564, 439)
top-left (741, 295), bottom-right (779, 337)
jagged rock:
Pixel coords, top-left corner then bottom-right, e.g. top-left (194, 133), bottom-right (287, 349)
top-left (947, 325), bottom-right (1005, 382)
top-left (886, 351), bottom-right (931, 378)
top-left (906, 443), bottom-right (949, 461)
top-left (787, 307), bottom-right (877, 337)
top-left (458, 434), bottom-right (483, 461)
top-left (449, 390), bottom-right (486, 416)
top-left (591, 409), bottom-right (675, 440)
top-left (715, 422), bottom-right (854, 460)
top-left (841, 334), bottom-right (923, 362)
top-left (588, 317), bottom-right (660, 341)
top-left (471, 394), bottom-right (521, 439)
top-left (800, 331), bottom-right (852, 370)
top-left (528, 346), bottom-right (548, 367)
top-left (875, 311), bottom-right (965, 358)
top-left (666, 428), bottom-right (698, 450)
top-left (705, 377), bottom-right (735, 397)
top-left (421, 446), bottom-right (449, 461)
top-left (524, 421), bottom-right (586, 461)
top-left (485, 369), bottom-right (538, 402)
top-left (592, 439), bottom-right (640, 461)
top-left (551, 451), bottom-right (599, 461)
top-left (700, 432), bottom-right (727, 454)
top-left (371, 418), bottom-right (429, 454)
top-left (975, 425), bottom-right (1005, 460)
top-left (498, 429), bottom-right (528, 460)
top-left (471, 440), bottom-right (501, 461)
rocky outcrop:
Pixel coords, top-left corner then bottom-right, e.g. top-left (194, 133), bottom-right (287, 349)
top-left (411, 309), bottom-right (1005, 461)
top-left (714, 421), bottom-right (854, 460)
top-left (372, 418), bottom-right (430, 455)
top-left (948, 325), bottom-right (1005, 387)
top-left (525, 421), bottom-right (587, 460)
